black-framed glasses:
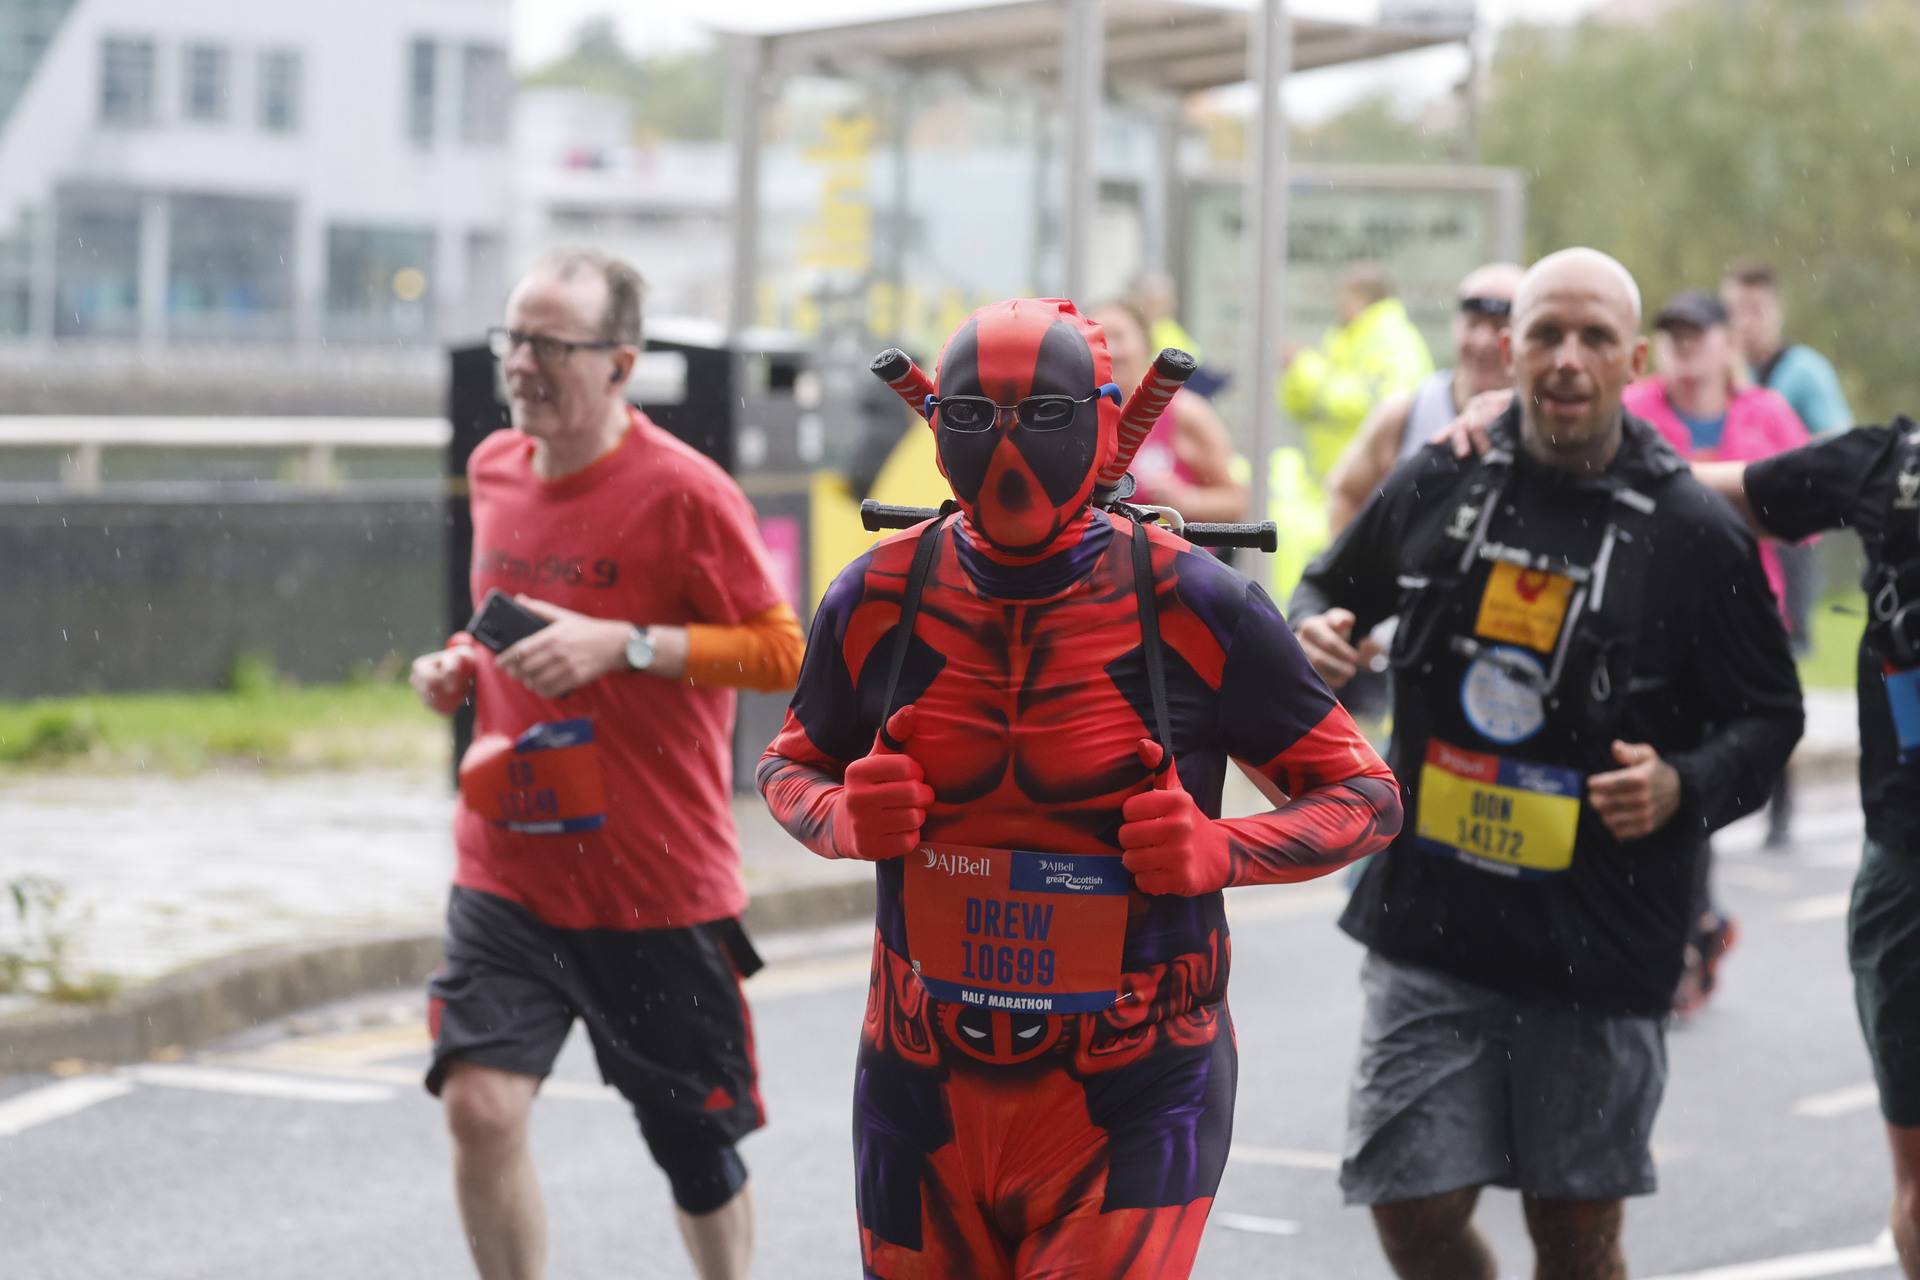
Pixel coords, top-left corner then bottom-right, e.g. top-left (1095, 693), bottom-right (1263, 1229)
top-left (922, 384), bottom-right (1121, 434)
top-left (487, 326), bottom-right (622, 365)
top-left (1459, 295), bottom-right (1513, 319)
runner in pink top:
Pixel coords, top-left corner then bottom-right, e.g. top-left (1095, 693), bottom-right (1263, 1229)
top-left (1624, 290), bottom-right (1809, 616)
top-left (1090, 301), bottom-right (1248, 520)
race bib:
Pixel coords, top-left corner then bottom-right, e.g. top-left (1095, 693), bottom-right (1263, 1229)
top-left (1474, 562), bottom-right (1575, 653)
top-left (458, 718), bottom-right (607, 835)
top-left (1416, 739), bottom-right (1581, 877)
top-left (1886, 665), bottom-right (1920, 765)
top-left (901, 843), bottom-right (1132, 1014)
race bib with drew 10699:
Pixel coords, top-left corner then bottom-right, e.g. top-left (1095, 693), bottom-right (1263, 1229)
top-left (458, 718), bottom-right (607, 835)
top-left (1415, 739), bottom-right (1582, 877)
top-left (901, 843), bottom-right (1132, 1014)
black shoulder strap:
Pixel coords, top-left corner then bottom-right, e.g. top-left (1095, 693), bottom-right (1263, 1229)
top-left (1129, 516), bottom-right (1176, 779)
top-left (1753, 343), bottom-right (1794, 390)
top-left (876, 506), bottom-right (1175, 772)
top-left (877, 509), bottom-right (952, 749)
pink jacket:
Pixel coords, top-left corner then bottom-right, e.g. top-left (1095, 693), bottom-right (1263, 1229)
top-left (1623, 377), bottom-right (1809, 618)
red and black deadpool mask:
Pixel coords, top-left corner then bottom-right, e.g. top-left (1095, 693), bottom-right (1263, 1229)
top-left (929, 299), bottom-right (1121, 560)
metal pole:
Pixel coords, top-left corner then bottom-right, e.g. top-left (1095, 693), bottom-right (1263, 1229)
top-left (1062, 0), bottom-right (1103, 302)
top-left (1245, 0), bottom-right (1290, 529)
top-left (884, 71), bottom-right (913, 335)
top-left (726, 33), bottom-right (767, 339)
top-left (1456, 22), bottom-right (1481, 165)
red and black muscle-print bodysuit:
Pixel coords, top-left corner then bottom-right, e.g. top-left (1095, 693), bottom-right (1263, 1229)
top-left (758, 299), bottom-right (1401, 1279)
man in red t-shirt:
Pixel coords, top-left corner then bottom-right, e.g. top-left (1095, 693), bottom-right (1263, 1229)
top-left (408, 248), bottom-right (803, 1280)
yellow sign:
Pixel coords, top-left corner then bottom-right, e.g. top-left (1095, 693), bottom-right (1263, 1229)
top-left (1415, 740), bottom-right (1581, 876)
top-left (1474, 561), bottom-right (1574, 653)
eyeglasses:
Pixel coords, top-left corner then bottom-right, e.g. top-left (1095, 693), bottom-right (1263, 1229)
top-left (1459, 296), bottom-right (1513, 319)
top-left (922, 384), bottom-right (1121, 434)
top-left (487, 326), bottom-right (622, 365)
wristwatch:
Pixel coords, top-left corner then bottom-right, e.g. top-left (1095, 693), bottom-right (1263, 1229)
top-left (623, 625), bottom-right (656, 672)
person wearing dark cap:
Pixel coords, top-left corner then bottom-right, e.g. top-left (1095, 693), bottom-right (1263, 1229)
top-left (1623, 289), bottom-right (1808, 1016)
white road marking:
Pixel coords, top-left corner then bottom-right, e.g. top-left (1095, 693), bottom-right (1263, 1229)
top-left (0, 1076), bottom-right (132, 1135)
top-left (1228, 1144), bottom-right (1341, 1172)
top-left (1644, 1230), bottom-right (1895, 1280)
top-left (1793, 1082), bottom-right (1881, 1119)
top-left (1213, 1211), bottom-right (1302, 1236)
top-left (127, 1063), bottom-right (393, 1103)
top-left (1783, 893), bottom-right (1853, 923)
top-left (208, 1054), bottom-right (620, 1103)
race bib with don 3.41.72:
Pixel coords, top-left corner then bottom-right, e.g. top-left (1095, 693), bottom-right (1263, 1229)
top-left (902, 843), bottom-right (1132, 1014)
top-left (1415, 739), bottom-right (1581, 877)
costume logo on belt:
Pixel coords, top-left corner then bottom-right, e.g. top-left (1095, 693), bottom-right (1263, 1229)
top-left (1885, 664), bottom-right (1920, 765)
top-left (459, 717), bottom-right (607, 835)
top-left (1416, 739), bottom-right (1581, 877)
top-left (1475, 562), bottom-right (1574, 653)
top-left (902, 843), bottom-right (1131, 1014)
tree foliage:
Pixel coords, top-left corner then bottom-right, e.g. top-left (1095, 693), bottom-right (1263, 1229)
top-left (1480, 0), bottom-right (1920, 420)
top-left (521, 17), bottom-right (725, 143)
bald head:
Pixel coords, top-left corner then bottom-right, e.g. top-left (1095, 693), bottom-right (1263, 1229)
top-left (1516, 247), bottom-right (1642, 330)
top-left (1459, 261), bottom-right (1524, 303)
top-left (1502, 246), bottom-right (1648, 473)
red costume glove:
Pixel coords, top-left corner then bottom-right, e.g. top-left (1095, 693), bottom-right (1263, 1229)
top-left (833, 705), bottom-right (935, 861)
top-left (1119, 738), bottom-right (1231, 896)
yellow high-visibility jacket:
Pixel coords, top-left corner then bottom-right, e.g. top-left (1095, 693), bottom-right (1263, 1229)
top-left (1279, 298), bottom-right (1434, 481)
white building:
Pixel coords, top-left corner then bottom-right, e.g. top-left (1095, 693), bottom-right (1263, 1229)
top-left (0, 0), bottom-right (512, 354)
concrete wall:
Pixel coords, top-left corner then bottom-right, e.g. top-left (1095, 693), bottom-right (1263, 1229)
top-left (2, 491), bottom-right (444, 698)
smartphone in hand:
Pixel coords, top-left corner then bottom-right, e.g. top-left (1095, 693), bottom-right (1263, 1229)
top-left (466, 589), bottom-right (550, 654)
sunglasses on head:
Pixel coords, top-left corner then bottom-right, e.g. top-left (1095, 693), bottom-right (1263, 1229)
top-left (924, 384), bottom-right (1122, 434)
top-left (1459, 296), bottom-right (1513, 319)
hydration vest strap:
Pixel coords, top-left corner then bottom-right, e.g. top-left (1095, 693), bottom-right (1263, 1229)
top-left (877, 507), bottom-right (1175, 770)
top-left (879, 506), bottom-right (955, 736)
top-left (1129, 516), bottom-right (1176, 779)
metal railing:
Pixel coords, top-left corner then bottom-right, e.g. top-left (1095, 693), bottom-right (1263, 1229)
top-left (0, 416), bottom-right (450, 492)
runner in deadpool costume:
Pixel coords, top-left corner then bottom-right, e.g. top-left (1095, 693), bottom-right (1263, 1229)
top-left (759, 298), bottom-right (1402, 1278)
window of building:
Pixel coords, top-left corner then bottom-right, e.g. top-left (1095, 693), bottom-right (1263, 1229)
top-left (99, 36), bottom-right (155, 127)
top-left (406, 38), bottom-right (435, 147)
top-left (459, 43), bottom-right (509, 146)
top-left (259, 48), bottom-right (300, 133)
top-left (325, 225), bottom-right (436, 344)
top-left (182, 43), bottom-right (227, 122)
top-left (167, 194), bottom-right (296, 341)
top-left (54, 187), bottom-right (141, 338)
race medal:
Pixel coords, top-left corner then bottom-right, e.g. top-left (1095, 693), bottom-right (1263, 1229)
top-left (901, 843), bottom-right (1132, 1014)
top-left (458, 717), bottom-right (607, 835)
top-left (1474, 562), bottom-right (1574, 653)
top-left (1885, 664), bottom-right (1920, 765)
top-left (1416, 739), bottom-right (1581, 877)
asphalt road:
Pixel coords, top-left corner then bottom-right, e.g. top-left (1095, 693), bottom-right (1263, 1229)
top-left (1, 787), bottom-right (1901, 1279)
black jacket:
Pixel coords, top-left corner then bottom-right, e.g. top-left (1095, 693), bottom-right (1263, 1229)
top-left (1291, 409), bottom-right (1805, 1015)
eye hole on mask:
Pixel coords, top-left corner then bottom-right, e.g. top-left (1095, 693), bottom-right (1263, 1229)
top-left (929, 387), bottom-right (1113, 434)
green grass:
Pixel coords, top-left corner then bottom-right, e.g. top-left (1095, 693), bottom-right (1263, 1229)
top-left (1800, 593), bottom-right (1868, 692)
top-left (0, 678), bottom-right (447, 774)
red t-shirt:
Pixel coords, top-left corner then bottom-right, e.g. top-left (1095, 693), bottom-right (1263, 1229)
top-left (454, 408), bottom-right (784, 930)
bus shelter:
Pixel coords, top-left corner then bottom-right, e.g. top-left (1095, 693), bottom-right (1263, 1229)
top-left (718, 0), bottom-right (1476, 522)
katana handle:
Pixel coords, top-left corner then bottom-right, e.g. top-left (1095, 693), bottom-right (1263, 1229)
top-left (859, 501), bottom-right (1274, 551)
top-left (870, 348), bottom-right (936, 421)
top-left (1099, 348), bottom-right (1197, 488)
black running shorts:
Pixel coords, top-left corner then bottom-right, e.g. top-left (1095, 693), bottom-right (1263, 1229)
top-left (425, 886), bottom-right (766, 1153)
